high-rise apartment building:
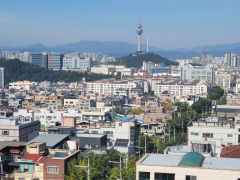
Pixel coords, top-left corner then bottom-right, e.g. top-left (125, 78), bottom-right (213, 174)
top-left (224, 53), bottom-right (240, 67)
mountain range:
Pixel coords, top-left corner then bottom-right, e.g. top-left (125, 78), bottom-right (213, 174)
top-left (1, 41), bottom-right (240, 59)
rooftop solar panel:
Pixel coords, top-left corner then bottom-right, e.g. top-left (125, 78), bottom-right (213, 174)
top-left (114, 139), bottom-right (129, 147)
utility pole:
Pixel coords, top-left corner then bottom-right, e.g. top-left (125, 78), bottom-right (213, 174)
top-left (145, 135), bottom-right (147, 154)
top-left (75, 156), bottom-right (90, 180)
top-left (169, 125), bottom-right (171, 141)
top-left (181, 120), bottom-right (184, 134)
top-left (163, 124), bottom-right (166, 142)
top-left (109, 155), bottom-right (122, 180)
top-left (138, 135), bottom-right (141, 157)
top-left (180, 108), bottom-right (184, 134)
top-left (157, 138), bottom-right (159, 154)
top-left (174, 126), bottom-right (176, 141)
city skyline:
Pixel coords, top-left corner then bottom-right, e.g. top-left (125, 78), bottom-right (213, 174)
top-left (0, 0), bottom-right (240, 49)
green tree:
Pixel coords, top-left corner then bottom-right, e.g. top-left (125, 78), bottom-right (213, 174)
top-left (106, 167), bottom-right (120, 180)
top-left (164, 103), bottom-right (172, 109)
top-left (1, 59), bottom-right (115, 85)
top-left (131, 108), bottom-right (143, 115)
top-left (111, 53), bottom-right (178, 68)
top-left (158, 134), bottom-right (186, 153)
top-left (218, 96), bottom-right (227, 105)
top-left (174, 102), bottom-right (189, 113)
top-left (124, 155), bottom-right (139, 180)
top-left (208, 86), bottom-right (224, 100)
top-left (192, 98), bottom-right (212, 114)
top-left (136, 135), bottom-right (156, 153)
top-left (114, 106), bottom-right (122, 113)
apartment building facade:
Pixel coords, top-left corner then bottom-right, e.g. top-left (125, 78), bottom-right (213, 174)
top-left (154, 80), bottom-right (210, 98)
top-left (180, 64), bottom-right (214, 83)
top-left (87, 79), bottom-right (141, 95)
top-left (0, 117), bottom-right (40, 141)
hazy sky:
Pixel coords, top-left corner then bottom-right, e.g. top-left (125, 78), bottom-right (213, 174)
top-left (0, 0), bottom-right (240, 49)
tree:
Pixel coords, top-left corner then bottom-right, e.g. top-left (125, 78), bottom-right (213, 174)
top-left (65, 156), bottom-right (87, 180)
top-left (192, 98), bottom-right (212, 114)
top-left (111, 53), bottom-right (178, 68)
top-left (136, 135), bottom-right (156, 153)
top-left (218, 96), bottom-right (227, 105)
top-left (106, 167), bottom-right (120, 180)
top-left (174, 102), bottom-right (189, 113)
top-left (114, 106), bottom-right (122, 113)
top-left (208, 86), bottom-right (224, 100)
top-left (65, 150), bottom-right (123, 180)
top-left (124, 155), bottom-right (139, 180)
top-left (158, 134), bottom-right (186, 153)
top-left (0, 59), bottom-right (115, 85)
top-left (164, 103), bottom-right (172, 109)
top-left (131, 108), bottom-right (143, 115)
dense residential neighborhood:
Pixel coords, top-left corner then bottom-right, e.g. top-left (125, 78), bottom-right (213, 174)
top-left (0, 48), bottom-right (240, 180)
top-left (1, 1), bottom-right (240, 179)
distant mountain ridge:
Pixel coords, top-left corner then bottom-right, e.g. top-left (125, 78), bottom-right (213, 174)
top-left (1, 40), bottom-right (240, 59)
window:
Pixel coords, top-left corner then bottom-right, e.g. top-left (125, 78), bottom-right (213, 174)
top-left (2, 130), bottom-right (9, 135)
top-left (202, 133), bottom-right (213, 138)
top-left (139, 171), bottom-right (150, 180)
top-left (91, 130), bottom-right (98, 134)
top-left (191, 132), bottom-right (198, 136)
top-left (155, 173), bottom-right (175, 180)
top-left (186, 175), bottom-right (197, 180)
top-left (227, 134), bottom-right (233, 137)
top-left (47, 166), bottom-right (59, 174)
top-left (104, 131), bottom-right (113, 135)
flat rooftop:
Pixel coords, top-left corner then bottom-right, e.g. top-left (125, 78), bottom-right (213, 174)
top-left (138, 154), bottom-right (240, 171)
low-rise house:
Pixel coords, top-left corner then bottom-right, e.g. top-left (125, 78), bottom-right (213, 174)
top-left (0, 141), bottom-right (25, 175)
top-left (0, 117), bottom-right (40, 142)
top-left (136, 152), bottom-right (240, 180)
top-left (76, 133), bottom-right (107, 149)
top-left (14, 142), bottom-right (46, 180)
top-left (43, 150), bottom-right (80, 180)
top-left (188, 116), bottom-right (239, 157)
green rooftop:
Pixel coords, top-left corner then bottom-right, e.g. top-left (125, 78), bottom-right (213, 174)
top-left (178, 152), bottom-right (204, 167)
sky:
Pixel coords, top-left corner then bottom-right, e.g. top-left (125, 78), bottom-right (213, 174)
top-left (0, 0), bottom-right (240, 49)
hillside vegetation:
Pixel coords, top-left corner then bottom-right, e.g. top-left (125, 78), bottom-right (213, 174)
top-left (115, 53), bottom-right (178, 68)
top-left (0, 59), bottom-right (113, 85)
